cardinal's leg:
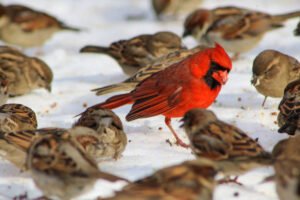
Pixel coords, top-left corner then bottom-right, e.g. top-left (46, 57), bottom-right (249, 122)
top-left (165, 117), bottom-right (189, 148)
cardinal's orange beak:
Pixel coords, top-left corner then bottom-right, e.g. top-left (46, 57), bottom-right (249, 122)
top-left (212, 71), bottom-right (228, 85)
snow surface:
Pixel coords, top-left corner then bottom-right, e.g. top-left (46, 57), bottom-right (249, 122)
top-left (0, 0), bottom-right (299, 199)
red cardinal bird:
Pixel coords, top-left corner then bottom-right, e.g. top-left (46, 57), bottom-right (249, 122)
top-left (87, 44), bottom-right (232, 147)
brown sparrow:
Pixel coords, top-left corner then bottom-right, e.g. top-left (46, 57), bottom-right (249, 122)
top-left (181, 108), bottom-right (269, 160)
top-left (0, 4), bottom-right (80, 47)
top-left (101, 159), bottom-right (217, 200)
top-left (80, 31), bottom-right (185, 76)
top-left (183, 6), bottom-right (300, 59)
top-left (272, 136), bottom-right (300, 200)
top-left (295, 20), bottom-right (300, 36)
top-left (251, 50), bottom-right (300, 106)
top-left (277, 79), bottom-right (300, 135)
top-left (26, 133), bottom-right (127, 200)
top-left (0, 128), bottom-right (66, 168)
top-left (152, 0), bottom-right (203, 20)
top-left (73, 107), bottom-right (127, 160)
top-left (92, 45), bottom-right (207, 96)
top-left (0, 46), bottom-right (53, 96)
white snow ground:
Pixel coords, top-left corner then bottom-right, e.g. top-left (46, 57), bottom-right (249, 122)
top-left (0, 0), bottom-right (299, 199)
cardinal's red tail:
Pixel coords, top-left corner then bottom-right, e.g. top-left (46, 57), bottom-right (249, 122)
top-left (92, 93), bottom-right (133, 110)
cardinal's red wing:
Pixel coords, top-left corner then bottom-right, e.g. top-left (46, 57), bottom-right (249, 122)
top-left (126, 61), bottom-right (188, 121)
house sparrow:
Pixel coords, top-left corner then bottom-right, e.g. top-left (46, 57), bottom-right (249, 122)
top-left (181, 108), bottom-right (269, 160)
top-left (272, 136), bottom-right (300, 200)
top-left (92, 45), bottom-right (207, 96)
top-left (251, 50), bottom-right (300, 106)
top-left (277, 79), bottom-right (300, 135)
top-left (295, 20), bottom-right (300, 36)
top-left (152, 0), bottom-right (203, 20)
top-left (73, 107), bottom-right (127, 160)
top-left (80, 31), bottom-right (185, 76)
top-left (0, 4), bottom-right (80, 47)
top-left (0, 128), bottom-right (66, 168)
top-left (83, 44), bottom-right (231, 147)
top-left (0, 46), bottom-right (53, 96)
top-left (26, 133), bottom-right (127, 200)
top-left (101, 159), bottom-right (217, 200)
top-left (183, 6), bottom-right (300, 59)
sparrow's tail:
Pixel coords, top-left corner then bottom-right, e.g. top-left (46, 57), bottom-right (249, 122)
top-left (96, 171), bottom-right (129, 182)
top-left (91, 83), bottom-right (136, 96)
top-left (272, 11), bottom-right (300, 22)
top-left (60, 24), bottom-right (81, 32)
top-left (1, 131), bottom-right (34, 151)
top-left (80, 45), bottom-right (110, 54)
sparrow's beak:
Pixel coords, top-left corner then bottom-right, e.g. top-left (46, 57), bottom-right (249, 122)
top-left (46, 85), bottom-right (52, 92)
top-left (212, 71), bottom-right (228, 85)
top-left (251, 75), bottom-right (260, 86)
top-left (182, 29), bottom-right (191, 38)
top-left (179, 118), bottom-right (185, 128)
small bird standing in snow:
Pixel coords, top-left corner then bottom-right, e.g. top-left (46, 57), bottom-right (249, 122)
top-left (74, 107), bottom-right (127, 160)
top-left (101, 159), bottom-right (217, 200)
top-left (0, 46), bottom-right (53, 96)
top-left (251, 50), bottom-right (300, 106)
top-left (0, 4), bottom-right (80, 47)
top-left (26, 133), bottom-right (127, 200)
top-left (183, 6), bottom-right (300, 59)
top-left (181, 108), bottom-right (270, 161)
top-left (80, 31), bottom-right (185, 76)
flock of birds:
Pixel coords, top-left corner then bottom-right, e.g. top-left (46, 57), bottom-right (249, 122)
top-left (0, 0), bottom-right (299, 199)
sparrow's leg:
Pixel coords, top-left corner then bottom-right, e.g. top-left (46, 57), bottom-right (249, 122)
top-left (262, 96), bottom-right (268, 107)
top-left (165, 117), bottom-right (189, 148)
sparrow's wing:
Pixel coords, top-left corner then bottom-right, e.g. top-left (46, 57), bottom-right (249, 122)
top-left (2, 128), bottom-right (67, 151)
top-left (5, 5), bottom-right (79, 31)
top-left (211, 8), bottom-right (282, 39)
top-left (215, 121), bottom-right (266, 157)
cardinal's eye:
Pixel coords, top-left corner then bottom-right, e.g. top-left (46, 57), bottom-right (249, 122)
top-left (210, 61), bottom-right (230, 73)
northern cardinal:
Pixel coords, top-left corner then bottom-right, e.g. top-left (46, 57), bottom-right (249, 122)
top-left (183, 6), bottom-right (300, 59)
top-left (0, 4), bottom-right (80, 47)
top-left (101, 159), bottom-right (217, 200)
top-left (85, 44), bottom-right (232, 147)
top-left (251, 50), bottom-right (300, 106)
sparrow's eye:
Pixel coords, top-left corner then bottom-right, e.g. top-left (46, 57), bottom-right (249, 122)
top-left (210, 61), bottom-right (230, 73)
